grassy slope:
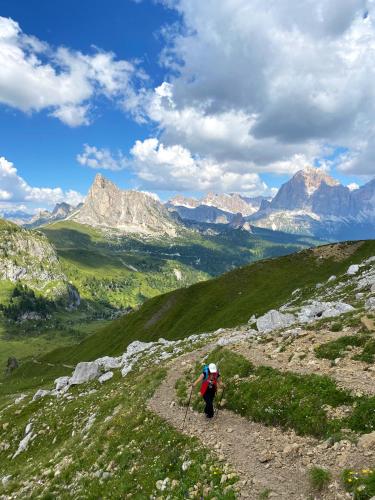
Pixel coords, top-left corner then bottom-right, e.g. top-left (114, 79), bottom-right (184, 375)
top-left (5, 240), bottom-right (374, 395)
top-left (0, 218), bottom-right (314, 375)
top-left (42, 220), bottom-right (317, 310)
top-left (0, 366), bottom-right (237, 499)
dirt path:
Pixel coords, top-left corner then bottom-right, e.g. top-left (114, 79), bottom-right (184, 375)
top-left (229, 330), bottom-right (375, 397)
top-left (148, 347), bottom-right (373, 499)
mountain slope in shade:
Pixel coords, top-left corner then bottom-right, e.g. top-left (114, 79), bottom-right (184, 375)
top-left (270, 167), bottom-right (339, 210)
top-left (73, 174), bottom-right (178, 236)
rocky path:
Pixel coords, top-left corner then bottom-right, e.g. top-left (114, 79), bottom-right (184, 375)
top-left (230, 330), bottom-right (375, 397)
top-left (148, 346), bottom-right (373, 499)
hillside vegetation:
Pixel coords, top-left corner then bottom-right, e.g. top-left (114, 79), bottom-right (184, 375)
top-left (37, 240), bottom-right (375, 363)
top-left (42, 220), bottom-right (316, 312)
top-left (1, 239), bottom-right (375, 499)
top-left (5, 240), bottom-right (374, 390)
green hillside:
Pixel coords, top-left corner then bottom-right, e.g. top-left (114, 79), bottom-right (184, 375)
top-left (0, 218), bottom-right (314, 373)
top-left (5, 239), bottom-right (375, 396)
top-left (1, 240), bottom-right (375, 499)
top-left (42, 220), bottom-right (317, 312)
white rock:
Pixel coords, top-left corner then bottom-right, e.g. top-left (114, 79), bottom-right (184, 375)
top-left (14, 394), bottom-right (26, 404)
top-left (95, 356), bottom-right (121, 372)
top-left (1, 475), bottom-right (12, 487)
top-left (82, 413), bottom-right (96, 433)
top-left (98, 371), bottom-right (114, 384)
top-left (182, 460), bottom-right (191, 471)
top-left (32, 389), bottom-right (50, 401)
top-left (256, 310), bottom-right (295, 333)
top-left (25, 422), bottom-right (32, 435)
top-left (327, 275), bottom-right (336, 282)
top-left (347, 264), bottom-right (359, 275)
top-left (365, 297), bottom-right (375, 311)
top-left (54, 376), bottom-right (70, 391)
top-left (13, 431), bottom-right (34, 459)
top-left (298, 301), bottom-right (354, 323)
top-left (70, 362), bottom-right (101, 385)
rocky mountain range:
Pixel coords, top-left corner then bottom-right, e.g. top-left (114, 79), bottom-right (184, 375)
top-left (168, 192), bottom-right (266, 225)
top-left (24, 202), bottom-right (80, 229)
top-left (3, 167), bottom-right (373, 241)
top-left (249, 167), bottom-right (375, 240)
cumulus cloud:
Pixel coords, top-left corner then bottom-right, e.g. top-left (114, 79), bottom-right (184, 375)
top-left (77, 144), bottom-right (128, 171)
top-left (347, 182), bottom-right (360, 190)
top-left (125, 0), bottom-right (375, 181)
top-left (129, 138), bottom-right (273, 194)
top-left (0, 156), bottom-right (84, 207)
top-left (0, 16), bottom-right (145, 126)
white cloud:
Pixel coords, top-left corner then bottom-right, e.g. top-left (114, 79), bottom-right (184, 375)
top-left (124, 0), bottom-right (375, 181)
top-left (130, 138), bottom-right (273, 194)
top-left (0, 16), bottom-right (144, 126)
top-left (0, 156), bottom-right (84, 207)
top-left (77, 144), bottom-right (128, 171)
top-left (347, 182), bottom-right (360, 190)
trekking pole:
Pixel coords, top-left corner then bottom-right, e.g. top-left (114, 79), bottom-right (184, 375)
top-left (181, 385), bottom-right (193, 431)
top-left (215, 386), bottom-right (225, 420)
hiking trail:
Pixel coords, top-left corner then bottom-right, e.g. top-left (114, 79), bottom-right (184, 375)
top-left (148, 345), bottom-right (372, 499)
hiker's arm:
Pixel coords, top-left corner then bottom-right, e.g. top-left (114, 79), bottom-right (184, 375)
top-left (192, 374), bottom-right (204, 387)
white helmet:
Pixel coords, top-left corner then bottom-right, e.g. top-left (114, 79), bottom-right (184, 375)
top-left (208, 363), bottom-right (218, 373)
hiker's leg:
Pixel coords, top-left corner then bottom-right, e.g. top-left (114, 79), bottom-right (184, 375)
top-left (203, 392), bottom-right (210, 415)
top-left (206, 388), bottom-right (215, 418)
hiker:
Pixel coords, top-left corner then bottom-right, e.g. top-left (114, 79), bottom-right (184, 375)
top-left (192, 363), bottom-right (222, 418)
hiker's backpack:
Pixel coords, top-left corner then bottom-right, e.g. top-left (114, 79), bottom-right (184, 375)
top-left (200, 364), bottom-right (219, 396)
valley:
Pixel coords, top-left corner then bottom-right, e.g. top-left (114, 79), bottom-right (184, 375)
top-left (0, 174), bottom-right (320, 372)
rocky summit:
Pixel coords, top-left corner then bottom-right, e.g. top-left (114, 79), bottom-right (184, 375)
top-left (73, 174), bottom-right (178, 236)
top-left (249, 167), bottom-right (375, 239)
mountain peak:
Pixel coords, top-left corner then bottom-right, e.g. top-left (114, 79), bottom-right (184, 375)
top-left (294, 167), bottom-right (339, 195)
top-left (74, 176), bottom-right (178, 236)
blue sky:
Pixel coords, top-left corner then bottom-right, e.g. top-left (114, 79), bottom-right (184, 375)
top-left (0, 0), bottom-right (373, 212)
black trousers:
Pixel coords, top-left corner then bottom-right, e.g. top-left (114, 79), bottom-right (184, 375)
top-left (203, 386), bottom-right (216, 418)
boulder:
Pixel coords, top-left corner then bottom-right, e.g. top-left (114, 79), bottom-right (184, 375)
top-left (256, 310), bottom-right (295, 333)
top-left (32, 389), bottom-right (50, 401)
top-left (54, 376), bottom-right (70, 391)
top-left (365, 297), bottom-right (375, 311)
top-left (358, 431), bottom-right (375, 450)
top-left (327, 275), bottom-right (337, 282)
top-left (96, 356), bottom-right (121, 372)
top-left (70, 362), bottom-right (101, 385)
top-left (98, 371), bottom-right (114, 384)
top-left (298, 301), bottom-right (354, 323)
top-left (347, 264), bottom-right (360, 275)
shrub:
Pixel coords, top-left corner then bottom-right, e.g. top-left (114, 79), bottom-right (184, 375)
top-left (309, 466), bottom-right (331, 492)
